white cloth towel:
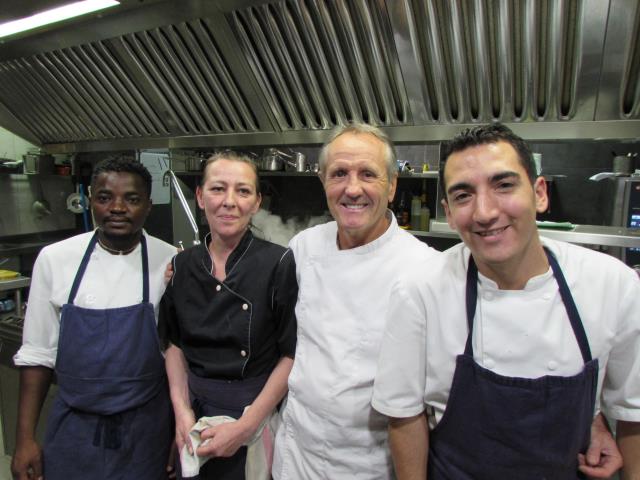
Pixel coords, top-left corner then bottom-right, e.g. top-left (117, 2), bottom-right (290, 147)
top-left (180, 408), bottom-right (279, 479)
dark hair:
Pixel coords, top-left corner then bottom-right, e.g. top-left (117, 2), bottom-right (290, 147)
top-left (439, 124), bottom-right (536, 195)
top-left (201, 151), bottom-right (261, 195)
top-left (91, 156), bottom-right (152, 198)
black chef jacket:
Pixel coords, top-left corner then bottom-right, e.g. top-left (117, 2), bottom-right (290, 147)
top-left (158, 230), bottom-right (297, 380)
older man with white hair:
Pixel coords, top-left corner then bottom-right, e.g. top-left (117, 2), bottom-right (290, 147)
top-left (272, 123), bottom-right (439, 479)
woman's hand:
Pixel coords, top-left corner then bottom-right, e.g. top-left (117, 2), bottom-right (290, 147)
top-left (196, 419), bottom-right (254, 458)
top-left (174, 406), bottom-right (196, 455)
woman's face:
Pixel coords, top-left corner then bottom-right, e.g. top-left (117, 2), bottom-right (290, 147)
top-left (196, 158), bottom-right (261, 242)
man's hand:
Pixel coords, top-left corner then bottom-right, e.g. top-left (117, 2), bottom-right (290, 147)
top-left (578, 413), bottom-right (623, 479)
top-left (11, 438), bottom-right (43, 480)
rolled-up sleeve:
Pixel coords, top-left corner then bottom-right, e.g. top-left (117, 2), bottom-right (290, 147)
top-left (272, 248), bottom-right (298, 359)
top-left (372, 273), bottom-right (428, 419)
top-left (14, 249), bottom-right (59, 368)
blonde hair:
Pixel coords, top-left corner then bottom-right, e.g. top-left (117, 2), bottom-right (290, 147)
top-left (201, 151), bottom-right (260, 194)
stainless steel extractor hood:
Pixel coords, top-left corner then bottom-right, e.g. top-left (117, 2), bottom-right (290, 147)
top-left (0, 0), bottom-right (638, 152)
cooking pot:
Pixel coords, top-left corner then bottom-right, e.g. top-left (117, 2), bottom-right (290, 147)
top-left (284, 151), bottom-right (307, 172)
top-left (260, 148), bottom-right (284, 171)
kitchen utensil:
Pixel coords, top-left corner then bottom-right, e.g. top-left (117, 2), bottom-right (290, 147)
top-left (284, 151), bottom-right (307, 172)
top-left (613, 153), bottom-right (636, 175)
top-left (260, 149), bottom-right (284, 171)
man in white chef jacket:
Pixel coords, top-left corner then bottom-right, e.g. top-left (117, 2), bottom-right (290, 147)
top-left (372, 124), bottom-right (640, 479)
top-left (271, 123), bottom-right (440, 478)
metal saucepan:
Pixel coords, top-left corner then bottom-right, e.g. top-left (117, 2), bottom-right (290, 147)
top-left (284, 151), bottom-right (307, 172)
top-left (260, 148), bottom-right (308, 172)
top-left (260, 148), bottom-right (284, 171)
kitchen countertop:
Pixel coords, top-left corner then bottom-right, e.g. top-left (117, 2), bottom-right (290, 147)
top-left (414, 220), bottom-right (640, 248)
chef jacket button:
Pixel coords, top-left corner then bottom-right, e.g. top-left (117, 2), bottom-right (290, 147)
top-left (240, 350), bottom-right (247, 357)
top-left (242, 303), bottom-right (248, 310)
top-left (484, 358), bottom-right (495, 369)
top-left (216, 285), bottom-right (221, 292)
top-left (548, 360), bottom-right (558, 371)
top-left (542, 293), bottom-right (552, 300)
top-left (483, 292), bottom-right (494, 301)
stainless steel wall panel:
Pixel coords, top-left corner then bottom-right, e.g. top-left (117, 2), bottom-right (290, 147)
top-left (598, 0), bottom-right (640, 119)
top-left (233, 6), bottom-right (307, 130)
top-left (132, 30), bottom-right (203, 134)
top-left (0, 0), bottom-right (637, 151)
top-left (68, 45), bottom-right (140, 137)
top-left (228, 0), bottom-right (408, 130)
top-left (165, 24), bottom-right (228, 132)
top-left (189, 19), bottom-right (260, 132)
top-left (39, 51), bottom-right (111, 138)
top-left (621, 6), bottom-right (640, 117)
top-left (310, 0), bottom-right (364, 124)
top-left (287, 1), bottom-right (349, 126)
top-left (33, 53), bottom-right (102, 140)
top-left (272, 2), bottom-right (333, 128)
top-left (25, 57), bottom-right (88, 140)
top-left (0, 65), bottom-right (51, 142)
top-left (89, 42), bottom-right (168, 137)
top-left (53, 48), bottom-right (125, 138)
top-left (4, 60), bottom-right (80, 142)
top-left (146, 27), bottom-right (214, 133)
top-left (396, 0), bottom-right (605, 124)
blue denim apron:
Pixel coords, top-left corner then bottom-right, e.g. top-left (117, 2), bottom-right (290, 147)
top-left (43, 232), bottom-right (173, 479)
top-left (428, 248), bottom-right (598, 479)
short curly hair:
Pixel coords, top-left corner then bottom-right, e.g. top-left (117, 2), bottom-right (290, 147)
top-left (440, 124), bottom-right (536, 195)
top-left (91, 156), bottom-right (152, 198)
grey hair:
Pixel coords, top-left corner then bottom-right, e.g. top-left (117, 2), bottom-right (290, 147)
top-left (318, 122), bottom-right (397, 180)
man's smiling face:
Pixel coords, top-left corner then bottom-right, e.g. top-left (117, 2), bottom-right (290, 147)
top-left (443, 141), bottom-right (548, 275)
top-left (321, 132), bottom-right (397, 249)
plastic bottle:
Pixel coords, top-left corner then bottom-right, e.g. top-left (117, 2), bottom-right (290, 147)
top-left (411, 194), bottom-right (421, 231)
top-left (420, 191), bottom-right (430, 231)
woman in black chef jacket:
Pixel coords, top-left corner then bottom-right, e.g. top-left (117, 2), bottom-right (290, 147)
top-left (158, 151), bottom-right (297, 479)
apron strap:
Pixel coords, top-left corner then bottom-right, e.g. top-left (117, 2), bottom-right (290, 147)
top-left (464, 257), bottom-right (478, 356)
top-left (67, 231), bottom-right (150, 305)
top-left (140, 235), bottom-right (149, 303)
top-left (544, 247), bottom-right (592, 363)
top-left (67, 231), bottom-right (99, 304)
top-left (464, 248), bottom-right (592, 364)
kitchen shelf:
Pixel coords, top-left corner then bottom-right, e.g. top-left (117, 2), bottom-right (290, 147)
top-left (413, 220), bottom-right (640, 248)
top-left (0, 277), bottom-right (30, 293)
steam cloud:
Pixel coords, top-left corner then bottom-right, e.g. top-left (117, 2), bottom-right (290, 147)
top-left (252, 209), bottom-right (331, 247)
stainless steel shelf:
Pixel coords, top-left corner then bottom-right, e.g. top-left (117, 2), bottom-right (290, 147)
top-left (399, 172), bottom-right (439, 179)
top-left (0, 277), bottom-right (30, 292)
top-left (414, 220), bottom-right (640, 248)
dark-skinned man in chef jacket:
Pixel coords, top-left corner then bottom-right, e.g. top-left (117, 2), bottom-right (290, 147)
top-left (373, 124), bottom-right (639, 479)
top-left (12, 157), bottom-right (177, 480)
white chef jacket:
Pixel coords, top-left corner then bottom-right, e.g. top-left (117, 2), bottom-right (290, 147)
top-left (14, 230), bottom-right (177, 369)
top-left (372, 238), bottom-right (640, 428)
top-left (272, 213), bottom-right (439, 479)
